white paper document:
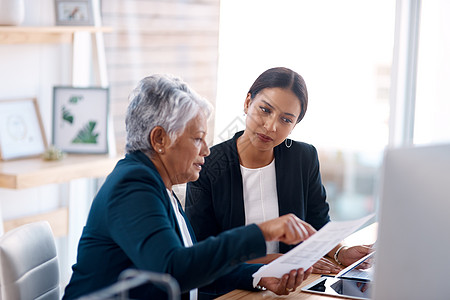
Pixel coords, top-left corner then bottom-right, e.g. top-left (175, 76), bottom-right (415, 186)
top-left (252, 213), bottom-right (375, 285)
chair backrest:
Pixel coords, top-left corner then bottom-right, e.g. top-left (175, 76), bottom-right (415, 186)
top-left (0, 221), bottom-right (60, 300)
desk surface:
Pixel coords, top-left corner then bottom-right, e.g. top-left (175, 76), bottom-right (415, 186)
top-left (216, 223), bottom-right (378, 300)
top-left (216, 274), bottom-right (335, 300)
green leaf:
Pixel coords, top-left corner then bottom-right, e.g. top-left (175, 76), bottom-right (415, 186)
top-left (62, 106), bottom-right (74, 124)
top-left (72, 121), bottom-right (99, 144)
top-left (69, 95), bottom-right (84, 104)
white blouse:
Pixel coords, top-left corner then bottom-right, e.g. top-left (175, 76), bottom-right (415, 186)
top-left (167, 189), bottom-right (198, 300)
top-left (240, 159), bottom-right (280, 254)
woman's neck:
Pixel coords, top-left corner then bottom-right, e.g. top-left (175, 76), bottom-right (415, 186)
top-left (236, 133), bottom-right (274, 168)
top-left (148, 153), bottom-right (173, 192)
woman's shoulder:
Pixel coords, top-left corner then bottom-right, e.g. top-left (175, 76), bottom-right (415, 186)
top-left (274, 140), bottom-right (319, 168)
top-left (209, 137), bottom-right (235, 154)
top-left (111, 152), bottom-right (164, 185)
top-left (97, 153), bottom-right (168, 209)
top-left (206, 135), bottom-right (239, 163)
top-left (193, 136), bottom-right (239, 186)
top-left (279, 139), bottom-right (318, 155)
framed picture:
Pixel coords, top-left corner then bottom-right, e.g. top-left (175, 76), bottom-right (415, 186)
top-left (53, 86), bottom-right (109, 154)
top-left (0, 98), bottom-right (47, 160)
top-left (55, 0), bottom-right (94, 26)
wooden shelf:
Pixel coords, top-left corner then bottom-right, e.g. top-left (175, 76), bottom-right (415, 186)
top-left (3, 207), bottom-right (69, 237)
top-left (0, 26), bottom-right (112, 44)
top-left (0, 154), bottom-right (120, 189)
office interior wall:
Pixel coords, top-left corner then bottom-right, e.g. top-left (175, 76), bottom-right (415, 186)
top-left (100, 0), bottom-right (220, 206)
top-left (101, 0), bottom-right (220, 155)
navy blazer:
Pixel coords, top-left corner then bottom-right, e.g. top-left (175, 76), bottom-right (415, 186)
top-left (63, 151), bottom-right (265, 300)
top-left (186, 131), bottom-right (330, 254)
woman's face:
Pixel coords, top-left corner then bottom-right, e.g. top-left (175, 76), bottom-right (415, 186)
top-left (244, 87), bottom-right (301, 151)
top-left (164, 112), bottom-right (210, 185)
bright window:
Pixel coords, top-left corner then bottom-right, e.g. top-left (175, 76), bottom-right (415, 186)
top-left (414, 0), bottom-right (450, 145)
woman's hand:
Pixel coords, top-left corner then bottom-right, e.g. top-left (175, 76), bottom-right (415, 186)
top-left (311, 257), bottom-right (342, 274)
top-left (338, 245), bottom-right (374, 268)
top-left (258, 214), bottom-right (316, 245)
top-left (258, 267), bottom-right (312, 295)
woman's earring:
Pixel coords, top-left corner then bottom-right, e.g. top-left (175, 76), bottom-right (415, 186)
top-left (285, 138), bottom-right (292, 148)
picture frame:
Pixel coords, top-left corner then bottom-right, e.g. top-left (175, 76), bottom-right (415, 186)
top-left (55, 0), bottom-right (94, 26)
top-left (53, 86), bottom-right (109, 154)
top-left (0, 98), bottom-right (48, 161)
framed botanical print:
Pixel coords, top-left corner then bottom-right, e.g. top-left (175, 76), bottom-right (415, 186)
top-left (0, 98), bottom-right (47, 160)
top-left (53, 86), bottom-right (109, 154)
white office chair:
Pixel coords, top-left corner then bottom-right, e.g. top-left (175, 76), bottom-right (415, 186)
top-left (0, 221), bottom-right (60, 300)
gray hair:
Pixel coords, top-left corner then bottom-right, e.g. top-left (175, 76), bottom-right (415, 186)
top-left (125, 74), bottom-right (213, 154)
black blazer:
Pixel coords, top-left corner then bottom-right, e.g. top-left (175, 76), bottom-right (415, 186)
top-left (186, 131), bottom-right (330, 254)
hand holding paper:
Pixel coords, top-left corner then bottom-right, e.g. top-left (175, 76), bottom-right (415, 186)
top-left (253, 214), bottom-right (375, 286)
top-left (258, 267), bottom-right (312, 295)
top-left (252, 214), bottom-right (317, 295)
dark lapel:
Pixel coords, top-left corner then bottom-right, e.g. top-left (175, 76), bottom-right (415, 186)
top-left (129, 151), bottom-right (186, 244)
top-left (228, 132), bottom-right (246, 228)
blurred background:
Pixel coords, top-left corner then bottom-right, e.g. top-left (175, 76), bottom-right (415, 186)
top-left (0, 0), bottom-right (449, 290)
top-left (100, 0), bottom-right (450, 221)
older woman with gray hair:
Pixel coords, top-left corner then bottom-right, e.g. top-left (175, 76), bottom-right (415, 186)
top-left (63, 74), bottom-right (315, 300)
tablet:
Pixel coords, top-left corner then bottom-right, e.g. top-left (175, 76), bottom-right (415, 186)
top-left (336, 251), bottom-right (375, 281)
top-left (301, 275), bottom-right (372, 300)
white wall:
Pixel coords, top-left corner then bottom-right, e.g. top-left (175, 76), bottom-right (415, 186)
top-left (0, 0), bottom-right (93, 290)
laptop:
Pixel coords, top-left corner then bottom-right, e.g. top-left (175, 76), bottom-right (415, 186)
top-left (372, 143), bottom-right (450, 300)
top-left (302, 143), bottom-right (450, 300)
